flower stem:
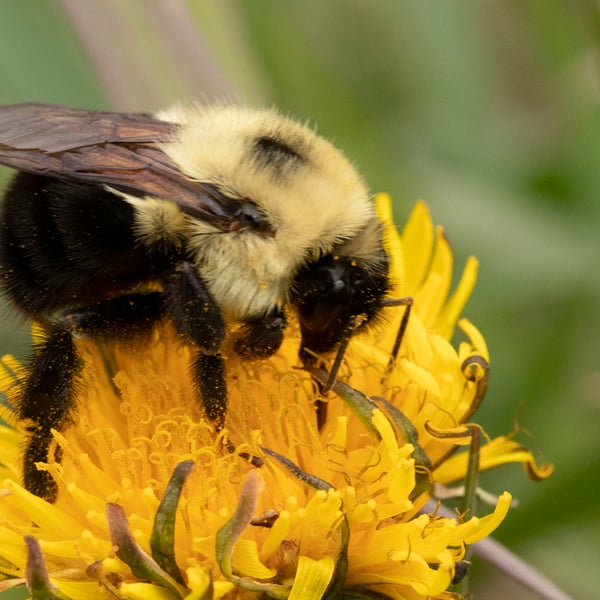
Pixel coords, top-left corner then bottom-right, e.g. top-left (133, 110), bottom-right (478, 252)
top-left (456, 426), bottom-right (481, 595)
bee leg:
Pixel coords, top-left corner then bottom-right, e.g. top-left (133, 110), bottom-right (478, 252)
top-left (19, 322), bottom-right (80, 502)
top-left (234, 308), bottom-right (287, 359)
top-left (163, 261), bottom-right (228, 426)
top-left (64, 292), bottom-right (166, 342)
top-left (193, 353), bottom-right (227, 424)
top-left (19, 292), bottom-right (166, 501)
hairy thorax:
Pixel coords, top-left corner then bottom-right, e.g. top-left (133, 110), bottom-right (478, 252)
top-left (187, 226), bottom-right (297, 322)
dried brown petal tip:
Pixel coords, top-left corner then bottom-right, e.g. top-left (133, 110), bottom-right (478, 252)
top-left (25, 536), bottom-right (68, 600)
top-left (215, 471), bottom-right (288, 596)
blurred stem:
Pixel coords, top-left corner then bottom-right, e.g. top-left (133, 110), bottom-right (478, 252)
top-left (472, 536), bottom-right (574, 600)
top-left (58, 0), bottom-right (235, 110)
top-left (456, 426), bottom-right (481, 595)
top-left (144, 0), bottom-right (235, 101)
top-left (59, 0), bottom-right (166, 109)
top-left (461, 427), bottom-right (481, 516)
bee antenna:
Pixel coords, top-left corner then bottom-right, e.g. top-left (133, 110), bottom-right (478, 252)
top-left (382, 296), bottom-right (413, 372)
top-left (321, 315), bottom-right (364, 394)
top-left (322, 297), bottom-right (413, 394)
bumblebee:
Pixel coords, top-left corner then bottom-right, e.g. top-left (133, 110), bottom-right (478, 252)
top-left (0, 103), bottom-right (390, 500)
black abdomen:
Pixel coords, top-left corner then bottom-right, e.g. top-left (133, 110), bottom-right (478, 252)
top-left (0, 173), bottom-right (167, 318)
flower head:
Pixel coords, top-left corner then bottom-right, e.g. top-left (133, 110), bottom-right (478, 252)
top-left (0, 196), bottom-right (549, 599)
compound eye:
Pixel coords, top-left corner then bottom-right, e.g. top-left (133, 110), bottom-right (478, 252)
top-left (237, 202), bottom-right (273, 236)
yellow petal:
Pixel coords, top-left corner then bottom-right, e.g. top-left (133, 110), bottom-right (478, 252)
top-left (118, 581), bottom-right (179, 599)
top-left (434, 435), bottom-right (553, 484)
top-left (375, 193), bottom-right (405, 292)
top-left (1, 479), bottom-right (83, 538)
top-left (260, 509), bottom-right (291, 558)
top-left (458, 317), bottom-right (489, 362)
top-left (400, 200), bottom-right (434, 293)
top-left (463, 491), bottom-right (513, 545)
top-left (184, 566), bottom-right (214, 599)
top-left (438, 257), bottom-right (479, 340)
top-left (232, 538), bottom-right (276, 579)
top-left (288, 555), bottom-right (335, 600)
top-left (400, 359), bottom-right (441, 398)
top-left (414, 226), bottom-right (453, 326)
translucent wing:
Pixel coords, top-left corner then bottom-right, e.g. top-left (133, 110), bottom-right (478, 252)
top-left (0, 103), bottom-right (243, 231)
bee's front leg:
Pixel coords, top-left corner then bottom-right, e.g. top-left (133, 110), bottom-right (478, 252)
top-left (233, 308), bottom-right (287, 360)
top-left (163, 261), bottom-right (229, 426)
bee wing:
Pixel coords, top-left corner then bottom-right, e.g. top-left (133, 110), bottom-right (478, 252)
top-left (0, 103), bottom-right (242, 232)
top-left (0, 103), bottom-right (175, 152)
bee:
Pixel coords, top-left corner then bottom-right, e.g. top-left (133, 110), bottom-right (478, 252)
top-left (0, 103), bottom-right (390, 500)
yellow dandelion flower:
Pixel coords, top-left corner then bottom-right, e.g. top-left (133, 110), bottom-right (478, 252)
top-left (0, 196), bottom-right (546, 599)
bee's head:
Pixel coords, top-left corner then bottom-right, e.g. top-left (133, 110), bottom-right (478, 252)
top-left (292, 225), bottom-right (390, 366)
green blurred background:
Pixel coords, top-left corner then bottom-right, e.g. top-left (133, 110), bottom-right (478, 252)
top-left (1, 1), bottom-right (598, 598)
